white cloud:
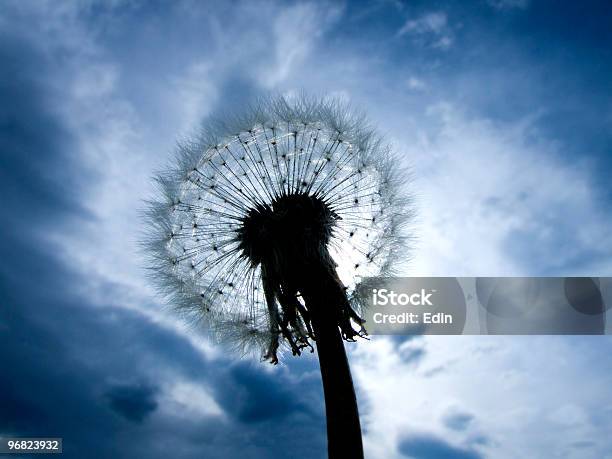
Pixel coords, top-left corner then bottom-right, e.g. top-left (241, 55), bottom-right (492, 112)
top-left (258, 3), bottom-right (343, 87)
top-left (407, 76), bottom-right (427, 91)
top-left (72, 63), bottom-right (119, 99)
top-left (401, 103), bottom-right (612, 277)
top-left (397, 12), bottom-right (453, 49)
top-left (399, 12), bottom-right (447, 36)
top-left (170, 61), bottom-right (219, 134)
top-left (160, 380), bottom-right (225, 419)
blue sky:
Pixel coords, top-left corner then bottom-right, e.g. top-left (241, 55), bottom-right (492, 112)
top-left (1, 1), bottom-right (612, 458)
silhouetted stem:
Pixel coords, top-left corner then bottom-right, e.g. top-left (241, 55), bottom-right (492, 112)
top-left (310, 301), bottom-right (364, 459)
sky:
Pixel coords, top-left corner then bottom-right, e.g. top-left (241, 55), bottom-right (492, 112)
top-left (1, 0), bottom-right (612, 458)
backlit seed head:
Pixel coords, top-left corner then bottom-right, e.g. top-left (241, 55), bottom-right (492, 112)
top-left (143, 94), bottom-right (414, 360)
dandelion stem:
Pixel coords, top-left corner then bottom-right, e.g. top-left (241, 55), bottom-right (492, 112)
top-left (310, 296), bottom-right (364, 459)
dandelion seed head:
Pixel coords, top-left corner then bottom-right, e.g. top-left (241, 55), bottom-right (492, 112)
top-left (144, 94), bottom-right (413, 360)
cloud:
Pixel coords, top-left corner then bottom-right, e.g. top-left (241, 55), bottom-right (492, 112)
top-left (397, 12), bottom-right (453, 49)
top-left (216, 363), bottom-right (319, 424)
top-left (0, 33), bottom-right (89, 234)
top-left (404, 103), bottom-right (612, 277)
top-left (443, 411), bottom-right (474, 432)
top-left (399, 434), bottom-right (482, 459)
top-left (397, 341), bottom-right (427, 365)
top-left (407, 77), bottom-right (427, 91)
top-left (106, 384), bottom-right (159, 423)
top-left (258, 3), bottom-right (343, 87)
top-left (160, 380), bottom-right (224, 419)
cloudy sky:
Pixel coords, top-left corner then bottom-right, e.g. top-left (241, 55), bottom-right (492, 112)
top-left (1, 1), bottom-right (612, 458)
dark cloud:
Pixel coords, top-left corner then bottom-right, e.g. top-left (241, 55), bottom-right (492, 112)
top-left (0, 31), bottom-right (121, 459)
top-left (443, 412), bottom-right (474, 432)
top-left (398, 346), bottom-right (426, 365)
top-left (105, 384), bottom-right (159, 423)
top-left (0, 33), bottom-right (94, 232)
top-left (217, 363), bottom-right (316, 424)
top-left (570, 440), bottom-right (596, 449)
top-left (386, 334), bottom-right (426, 347)
top-left (378, 336), bottom-right (427, 365)
top-left (399, 435), bottom-right (482, 459)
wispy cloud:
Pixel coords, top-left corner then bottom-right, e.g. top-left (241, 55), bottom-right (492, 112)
top-left (407, 76), bottom-right (427, 91)
top-left (397, 12), bottom-right (453, 49)
top-left (259, 3), bottom-right (343, 87)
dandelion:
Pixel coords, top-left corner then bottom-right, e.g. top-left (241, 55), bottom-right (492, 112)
top-left (144, 95), bottom-right (412, 458)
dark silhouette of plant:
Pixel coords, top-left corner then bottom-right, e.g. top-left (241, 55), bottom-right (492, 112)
top-left (144, 95), bottom-right (411, 458)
